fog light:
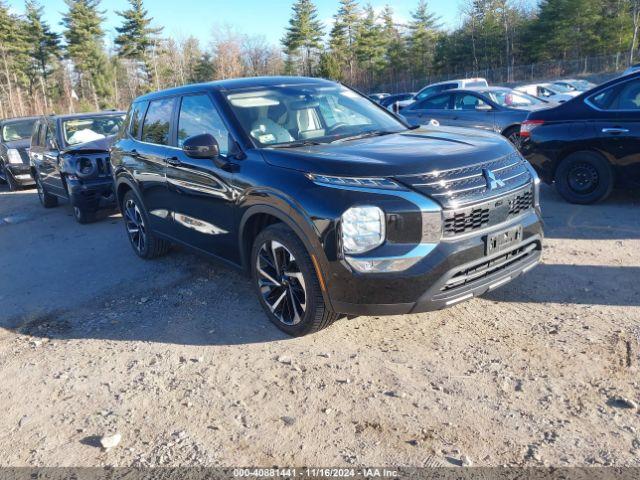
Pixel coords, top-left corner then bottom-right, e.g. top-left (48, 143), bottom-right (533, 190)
top-left (341, 206), bottom-right (385, 254)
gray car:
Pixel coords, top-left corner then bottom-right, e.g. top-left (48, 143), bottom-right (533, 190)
top-left (401, 87), bottom-right (550, 147)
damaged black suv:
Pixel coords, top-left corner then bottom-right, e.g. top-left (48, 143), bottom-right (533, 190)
top-left (111, 77), bottom-right (543, 336)
top-left (30, 111), bottom-right (125, 223)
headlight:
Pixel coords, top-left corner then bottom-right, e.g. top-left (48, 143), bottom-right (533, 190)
top-left (7, 149), bottom-right (22, 164)
top-left (76, 157), bottom-right (96, 177)
top-left (341, 206), bottom-right (385, 254)
top-left (308, 174), bottom-right (405, 190)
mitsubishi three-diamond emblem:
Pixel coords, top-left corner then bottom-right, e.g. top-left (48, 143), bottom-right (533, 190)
top-left (483, 168), bottom-right (506, 190)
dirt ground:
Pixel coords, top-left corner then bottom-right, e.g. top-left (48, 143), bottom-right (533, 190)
top-left (0, 183), bottom-right (639, 468)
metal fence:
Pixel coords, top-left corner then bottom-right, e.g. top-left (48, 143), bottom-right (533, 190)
top-left (362, 52), bottom-right (631, 94)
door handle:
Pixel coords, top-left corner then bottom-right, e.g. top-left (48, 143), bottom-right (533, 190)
top-left (602, 127), bottom-right (629, 134)
top-left (166, 156), bottom-right (182, 166)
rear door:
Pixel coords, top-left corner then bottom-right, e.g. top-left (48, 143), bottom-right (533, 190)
top-left (136, 97), bottom-right (177, 234)
top-left (164, 92), bottom-right (238, 259)
top-left (403, 93), bottom-right (454, 126)
top-left (589, 78), bottom-right (640, 185)
top-left (451, 92), bottom-right (495, 130)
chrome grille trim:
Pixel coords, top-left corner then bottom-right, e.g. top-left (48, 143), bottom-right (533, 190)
top-left (394, 151), bottom-right (533, 208)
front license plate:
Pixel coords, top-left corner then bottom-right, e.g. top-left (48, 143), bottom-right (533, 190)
top-left (486, 225), bottom-right (523, 255)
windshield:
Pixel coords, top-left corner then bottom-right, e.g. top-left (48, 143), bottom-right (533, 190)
top-left (2, 120), bottom-right (36, 142)
top-left (548, 83), bottom-right (572, 93)
top-left (465, 80), bottom-right (488, 88)
top-left (223, 84), bottom-right (406, 147)
top-left (62, 114), bottom-right (125, 146)
top-left (481, 89), bottom-right (544, 107)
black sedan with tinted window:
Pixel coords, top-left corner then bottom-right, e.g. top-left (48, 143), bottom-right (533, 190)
top-left (401, 87), bottom-right (550, 148)
top-left (521, 71), bottom-right (640, 204)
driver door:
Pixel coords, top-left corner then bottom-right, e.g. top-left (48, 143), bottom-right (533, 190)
top-left (165, 92), bottom-right (239, 260)
top-left (451, 93), bottom-right (495, 131)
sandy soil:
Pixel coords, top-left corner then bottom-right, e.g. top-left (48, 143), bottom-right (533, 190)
top-left (0, 184), bottom-right (638, 467)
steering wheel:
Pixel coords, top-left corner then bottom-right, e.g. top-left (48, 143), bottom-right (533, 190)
top-left (326, 123), bottom-right (350, 136)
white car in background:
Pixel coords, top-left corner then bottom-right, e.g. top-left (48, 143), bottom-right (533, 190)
top-left (516, 83), bottom-right (579, 103)
top-left (389, 78), bottom-right (488, 111)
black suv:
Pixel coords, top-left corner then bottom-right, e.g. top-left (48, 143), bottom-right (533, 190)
top-left (0, 116), bottom-right (39, 190)
top-left (111, 77), bottom-right (543, 336)
top-left (30, 111), bottom-right (125, 223)
top-left (521, 71), bottom-right (640, 204)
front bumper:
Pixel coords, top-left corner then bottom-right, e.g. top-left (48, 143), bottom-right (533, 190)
top-left (328, 209), bottom-right (543, 316)
top-left (6, 164), bottom-right (35, 186)
top-left (67, 177), bottom-right (116, 211)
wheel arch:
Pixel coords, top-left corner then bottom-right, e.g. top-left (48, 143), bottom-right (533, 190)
top-left (552, 147), bottom-right (614, 182)
top-left (114, 174), bottom-right (138, 212)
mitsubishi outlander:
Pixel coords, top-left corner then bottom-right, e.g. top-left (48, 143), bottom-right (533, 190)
top-left (110, 77), bottom-right (543, 336)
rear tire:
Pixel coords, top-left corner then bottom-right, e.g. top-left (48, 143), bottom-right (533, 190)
top-left (35, 174), bottom-right (58, 208)
top-left (251, 223), bottom-right (339, 336)
top-left (554, 151), bottom-right (613, 204)
top-left (122, 190), bottom-right (170, 259)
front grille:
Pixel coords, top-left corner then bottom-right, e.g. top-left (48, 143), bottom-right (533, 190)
top-left (442, 186), bottom-right (534, 237)
top-left (396, 151), bottom-right (532, 208)
top-left (95, 157), bottom-right (111, 175)
top-left (441, 241), bottom-right (539, 293)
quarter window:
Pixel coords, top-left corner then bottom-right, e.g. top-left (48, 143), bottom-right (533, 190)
top-left (129, 101), bottom-right (147, 138)
top-left (177, 94), bottom-right (229, 154)
top-left (141, 98), bottom-right (175, 145)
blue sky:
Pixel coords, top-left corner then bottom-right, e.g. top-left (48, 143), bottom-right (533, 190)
top-left (5, 0), bottom-right (488, 47)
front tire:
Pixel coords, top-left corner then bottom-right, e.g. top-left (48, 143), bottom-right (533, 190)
top-left (72, 205), bottom-right (96, 224)
top-left (122, 190), bottom-right (170, 259)
top-left (554, 151), bottom-right (613, 204)
top-left (251, 223), bottom-right (339, 336)
top-left (35, 174), bottom-right (58, 208)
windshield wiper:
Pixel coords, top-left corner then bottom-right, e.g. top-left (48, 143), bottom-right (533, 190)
top-left (330, 130), bottom-right (399, 143)
top-left (273, 139), bottom-right (325, 148)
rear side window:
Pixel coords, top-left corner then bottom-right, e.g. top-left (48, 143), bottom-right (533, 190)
top-left (129, 101), bottom-right (147, 138)
top-left (415, 93), bottom-right (451, 110)
top-left (141, 98), bottom-right (175, 145)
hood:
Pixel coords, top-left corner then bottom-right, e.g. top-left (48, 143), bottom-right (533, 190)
top-left (260, 126), bottom-right (515, 177)
top-left (4, 139), bottom-right (31, 150)
top-left (62, 135), bottom-right (116, 154)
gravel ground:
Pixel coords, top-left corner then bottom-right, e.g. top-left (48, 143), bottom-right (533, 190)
top-left (0, 183), bottom-right (639, 468)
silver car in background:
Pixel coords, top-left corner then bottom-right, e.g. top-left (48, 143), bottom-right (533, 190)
top-left (401, 87), bottom-right (551, 147)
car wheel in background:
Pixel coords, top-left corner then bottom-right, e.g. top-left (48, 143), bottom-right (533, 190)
top-left (122, 190), bottom-right (170, 259)
top-left (251, 223), bottom-right (339, 336)
top-left (554, 151), bottom-right (614, 204)
top-left (504, 126), bottom-right (523, 150)
top-left (35, 175), bottom-right (58, 208)
top-left (0, 161), bottom-right (7, 185)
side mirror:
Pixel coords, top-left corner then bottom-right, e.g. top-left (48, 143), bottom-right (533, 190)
top-left (183, 134), bottom-right (219, 159)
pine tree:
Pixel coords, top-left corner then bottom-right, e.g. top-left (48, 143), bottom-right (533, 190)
top-left (190, 52), bottom-right (215, 83)
top-left (407, 0), bottom-right (440, 80)
top-left (24, 0), bottom-right (60, 109)
top-left (114, 0), bottom-right (162, 60)
top-left (62, 0), bottom-right (113, 108)
top-left (355, 5), bottom-right (385, 76)
top-left (380, 5), bottom-right (408, 80)
top-left (0, 1), bottom-right (30, 116)
top-left (328, 0), bottom-right (360, 80)
top-left (281, 0), bottom-right (324, 76)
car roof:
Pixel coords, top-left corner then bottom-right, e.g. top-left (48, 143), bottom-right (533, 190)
top-left (135, 76), bottom-right (338, 102)
top-left (0, 115), bottom-right (40, 124)
top-left (49, 111), bottom-right (125, 121)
